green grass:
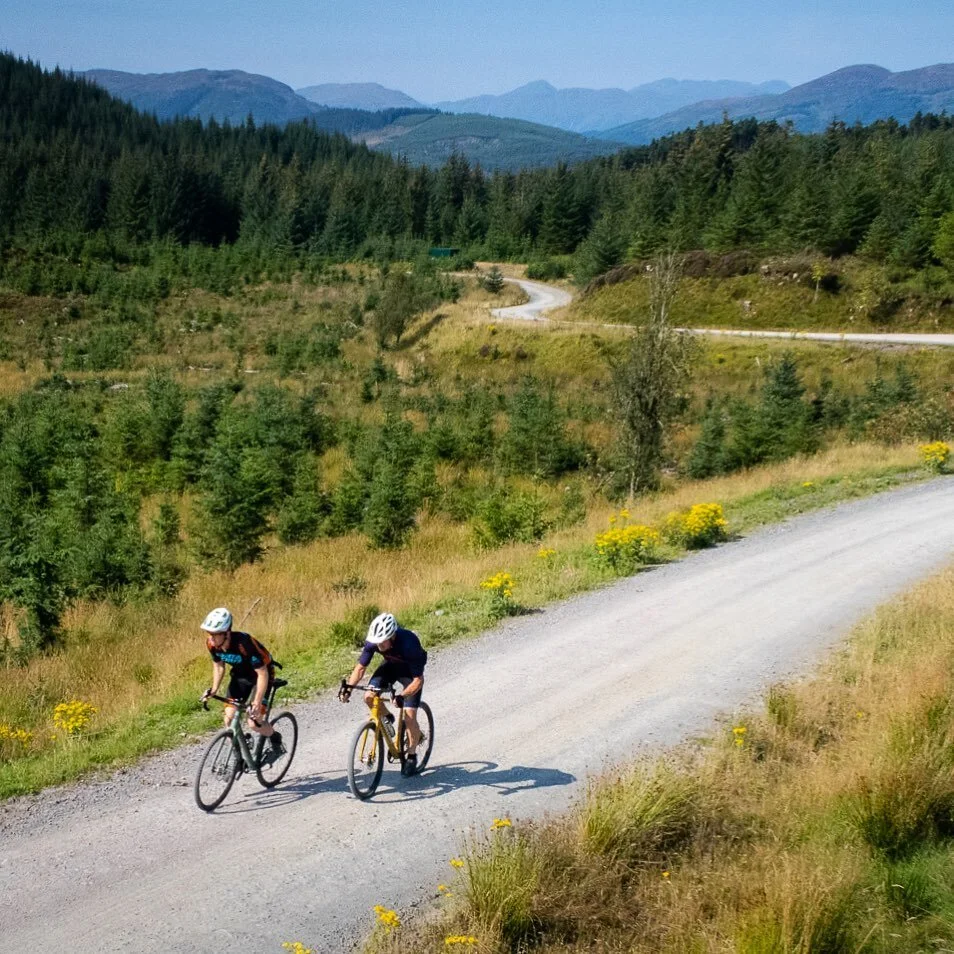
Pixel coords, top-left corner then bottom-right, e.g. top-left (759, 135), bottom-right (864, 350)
top-left (380, 558), bottom-right (954, 954)
top-left (0, 453), bottom-right (932, 800)
top-left (569, 258), bottom-right (954, 333)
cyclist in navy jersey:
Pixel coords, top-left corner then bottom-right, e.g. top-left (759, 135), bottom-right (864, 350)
top-left (199, 607), bottom-right (281, 752)
top-left (339, 612), bottom-right (427, 776)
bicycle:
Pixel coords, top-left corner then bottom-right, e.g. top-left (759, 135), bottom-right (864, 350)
top-left (193, 672), bottom-right (298, 811)
top-left (342, 682), bottom-right (434, 800)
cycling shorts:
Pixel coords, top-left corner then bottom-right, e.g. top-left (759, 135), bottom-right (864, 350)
top-left (227, 672), bottom-right (272, 708)
top-left (369, 661), bottom-right (423, 708)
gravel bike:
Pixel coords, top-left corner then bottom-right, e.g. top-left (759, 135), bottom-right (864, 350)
top-left (193, 674), bottom-right (298, 811)
top-left (342, 682), bottom-right (434, 800)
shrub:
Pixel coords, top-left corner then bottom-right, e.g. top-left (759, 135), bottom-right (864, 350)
top-left (663, 503), bottom-right (728, 548)
top-left (593, 517), bottom-right (660, 574)
top-left (480, 572), bottom-right (517, 618)
top-left (472, 488), bottom-right (550, 549)
top-left (463, 830), bottom-right (539, 946)
top-left (919, 441), bottom-right (950, 473)
top-left (525, 258), bottom-right (567, 281)
top-left (578, 764), bottom-right (701, 865)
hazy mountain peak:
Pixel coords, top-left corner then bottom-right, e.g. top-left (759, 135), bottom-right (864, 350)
top-left (600, 62), bottom-right (954, 146)
top-left (296, 82), bottom-right (420, 110)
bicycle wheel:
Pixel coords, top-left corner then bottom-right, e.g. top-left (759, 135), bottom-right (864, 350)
top-left (255, 711), bottom-right (298, 788)
top-left (194, 730), bottom-right (240, 811)
top-left (347, 720), bottom-right (383, 800)
top-left (400, 702), bottom-right (434, 774)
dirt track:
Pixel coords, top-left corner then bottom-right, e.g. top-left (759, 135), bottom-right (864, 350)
top-left (4, 479), bottom-right (954, 953)
top-left (493, 275), bottom-right (954, 346)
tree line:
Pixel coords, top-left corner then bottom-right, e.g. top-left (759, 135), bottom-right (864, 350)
top-left (4, 54), bottom-right (954, 276)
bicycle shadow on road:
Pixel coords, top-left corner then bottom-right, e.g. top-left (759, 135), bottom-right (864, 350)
top-left (370, 760), bottom-right (576, 803)
top-left (213, 769), bottom-right (350, 815)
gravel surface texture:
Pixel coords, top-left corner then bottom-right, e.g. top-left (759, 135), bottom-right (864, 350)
top-left (4, 479), bottom-right (954, 953)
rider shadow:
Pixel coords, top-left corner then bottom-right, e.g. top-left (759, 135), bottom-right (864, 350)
top-left (370, 760), bottom-right (576, 803)
top-left (214, 769), bottom-right (351, 815)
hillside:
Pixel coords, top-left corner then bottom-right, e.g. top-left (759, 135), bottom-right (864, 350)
top-left (357, 111), bottom-right (623, 169)
top-left (82, 67), bottom-right (323, 124)
top-left (602, 63), bottom-right (954, 144)
top-left (297, 81), bottom-right (421, 111)
top-left (436, 77), bottom-right (789, 133)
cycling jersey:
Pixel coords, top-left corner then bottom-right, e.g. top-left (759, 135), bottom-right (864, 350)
top-left (207, 631), bottom-right (272, 681)
top-left (358, 627), bottom-right (427, 677)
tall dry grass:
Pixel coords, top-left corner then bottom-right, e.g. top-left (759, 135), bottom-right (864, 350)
top-left (0, 442), bottom-right (921, 792)
top-left (382, 560), bottom-right (954, 954)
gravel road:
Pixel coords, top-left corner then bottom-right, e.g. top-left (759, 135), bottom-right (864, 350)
top-left (493, 276), bottom-right (954, 347)
top-left (490, 277), bottom-right (572, 320)
top-left (4, 479), bottom-right (954, 953)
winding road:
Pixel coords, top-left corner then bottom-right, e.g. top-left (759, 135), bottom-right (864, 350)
top-left (4, 480), bottom-right (954, 953)
top-left (492, 276), bottom-right (954, 346)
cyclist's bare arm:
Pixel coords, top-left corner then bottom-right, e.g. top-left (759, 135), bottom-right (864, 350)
top-left (209, 660), bottom-right (226, 696)
top-left (342, 663), bottom-right (366, 697)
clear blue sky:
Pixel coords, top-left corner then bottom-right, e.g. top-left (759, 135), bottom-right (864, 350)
top-left (4, 0), bottom-right (952, 101)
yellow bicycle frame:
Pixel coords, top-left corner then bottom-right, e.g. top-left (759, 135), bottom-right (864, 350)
top-left (358, 692), bottom-right (404, 763)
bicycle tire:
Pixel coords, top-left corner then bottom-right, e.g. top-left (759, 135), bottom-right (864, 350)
top-left (347, 720), bottom-right (383, 800)
top-left (255, 711), bottom-right (298, 788)
top-left (194, 730), bottom-right (240, 811)
top-left (399, 701), bottom-right (434, 774)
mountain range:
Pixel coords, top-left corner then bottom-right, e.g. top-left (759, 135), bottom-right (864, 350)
top-left (297, 82), bottom-right (421, 111)
top-left (600, 64), bottom-right (954, 144)
top-left (81, 63), bottom-right (954, 169)
top-left (433, 78), bottom-right (789, 132)
top-left (81, 68), bottom-right (323, 125)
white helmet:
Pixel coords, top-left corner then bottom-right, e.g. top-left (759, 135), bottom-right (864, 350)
top-left (367, 612), bottom-right (398, 645)
top-left (201, 607), bottom-right (233, 633)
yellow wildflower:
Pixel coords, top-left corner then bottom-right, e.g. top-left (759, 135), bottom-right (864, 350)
top-left (449, 858), bottom-right (465, 869)
top-left (920, 441), bottom-right (950, 472)
top-left (537, 547), bottom-right (556, 560)
top-left (661, 870), bottom-right (670, 879)
top-left (373, 905), bottom-right (401, 931)
top-left (732, 725), bottom-right (747, 748)
top-left (52, 700), bottom-right (97, 735)
top-left (490, 817), bottom-right (513, 830)
top-left (664, 503), bottom-right (727, 549)
top-left (801, 481), bottom-right (815, 489)
top-left (282, 943), bottom-right (313, 954)
top-left (445, 937), bottom-right (478, 947)
top-left (0, 723), bottom-right (32, 746)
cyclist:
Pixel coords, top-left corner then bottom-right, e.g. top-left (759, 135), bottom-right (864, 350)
top-left (199, 607), bottom-right (282, 755)
top-left (339, 612), bottom-right (427, 776)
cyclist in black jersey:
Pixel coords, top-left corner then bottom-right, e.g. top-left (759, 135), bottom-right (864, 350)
top-left (340, 612), bottom-right (427, 776)
top-left (199, 607), bottom-right (281, 752)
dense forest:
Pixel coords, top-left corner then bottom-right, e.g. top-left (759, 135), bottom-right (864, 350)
top-left (3, 53), bottom-right (954, 281)
top-left (2, 53), bottom-right (954, 663)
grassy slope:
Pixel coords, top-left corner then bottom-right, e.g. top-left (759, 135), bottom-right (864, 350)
top-left (567, 259), bottom-right (954, 333)
top-left (382, 561), bottom-right (954, 954)
top-left (0, 271), bottom-right (949, 797)
top-left (362, 113), bottom-right (621, 169)
top-left (0, 445), bottom-right (927, 798)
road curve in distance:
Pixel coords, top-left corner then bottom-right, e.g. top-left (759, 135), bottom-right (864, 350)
top-left (491, 277), bottom-right (572, 321)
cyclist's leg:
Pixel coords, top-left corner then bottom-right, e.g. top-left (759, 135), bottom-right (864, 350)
top-left (228, 674), bottom-right (274, 738)
top-left (397, 675), bottom-right (423, 752)
top-left (367, 662), bottom-right (399, 713)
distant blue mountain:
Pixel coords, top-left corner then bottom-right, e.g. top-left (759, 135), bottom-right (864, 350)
top-left (434, 78), bottom-right (790, 132)
top-left (82, 68), bottom-right (322, 124)
top-left (600, 64), bottom-right (954, 145)
top-left (297, 82), bottom-right (421, 111)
